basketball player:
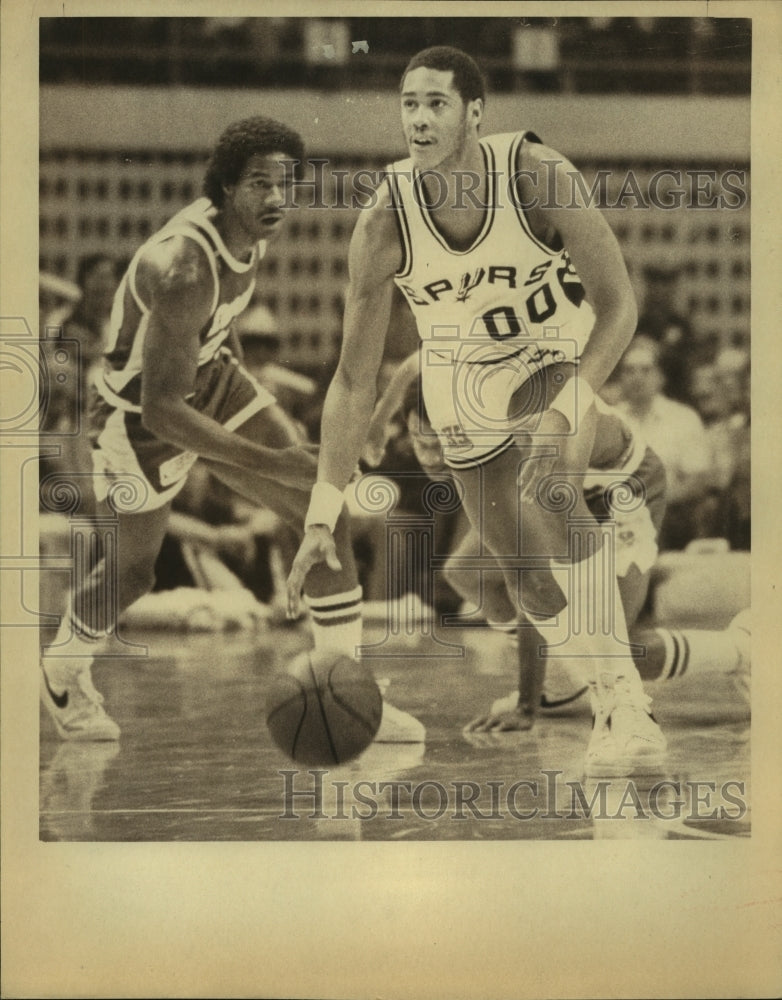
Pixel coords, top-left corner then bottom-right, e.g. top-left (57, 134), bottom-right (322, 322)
top-left (40, 116), bottom-right (423, 745)
top-left (287, 46), bottom-right (668, 776)
top-left (363, 354), bottom-right (750, 731)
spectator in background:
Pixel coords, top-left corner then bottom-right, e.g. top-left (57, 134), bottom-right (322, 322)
top-left (715, 346), bottom-right (750, 421)
top-left (615, 334), bottom-right (713, 550)
top-left (688, 350), bottom-right (750, 548)
top-left (53, 253), bottom-right (120, 434)
top-left (719, 414), bottom-right (750, 550)
top-left (59, 254), bottom-right (120, 371)
top-left (39, 271), bottom-right (81, 337)
top-left (39, 271), bottom-right (82, 427)
top-left (636, 264), bottom-right (703, 402)
top-left (39, 258), bottom-right (119, 515)
top-left (39, 272), bottom-right (83, 508)
top-left (689, 360), bottom-right (746, 488)
top-left (66, 254), bottom-right (120, 511)
top-left (236, 302), bottom-right (317, 435)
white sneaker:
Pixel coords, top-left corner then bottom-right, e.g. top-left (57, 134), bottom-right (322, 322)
top-left (727, 608), bottom-right (750, 704)
top-left (40, 662), bottom-right (120, 742)
top-left (375, 700), bottom-right (426, 743)
top-left (584, 676), bottom-right (667, 777)
top-left (365, 678), bottom-right (425, 743)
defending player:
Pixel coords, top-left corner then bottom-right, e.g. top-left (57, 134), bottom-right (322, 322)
top-left (362, 352), bottom-right (750, 729)
top-left (40, 116), bottom-right (423, 745)
top-left (363, 356), bottom-right (657, 714)
top-left (287, 46), bottom-right (668, 776)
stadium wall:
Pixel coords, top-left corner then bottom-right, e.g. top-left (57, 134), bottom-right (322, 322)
top-left (40, 88), bottom-right (750, 368)
top-left (40, 87), bottom-right (749, 159)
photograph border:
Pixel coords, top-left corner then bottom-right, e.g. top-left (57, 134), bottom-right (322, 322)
top-left (3, 2), bottom-right (781, 998)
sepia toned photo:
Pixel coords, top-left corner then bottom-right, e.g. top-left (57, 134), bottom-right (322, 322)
top-left (2, 2), bottom-right (781, 998)
top-left (35, 8), bottom-right (752, 842)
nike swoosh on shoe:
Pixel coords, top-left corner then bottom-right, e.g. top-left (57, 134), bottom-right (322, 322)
top-left (41, 665), bottom-right (69, 709)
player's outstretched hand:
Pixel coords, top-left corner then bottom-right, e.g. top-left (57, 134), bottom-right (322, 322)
top-left (463, 691), bottom-right (536, 734)
top-left (286, 526), bottom-right (343, 618)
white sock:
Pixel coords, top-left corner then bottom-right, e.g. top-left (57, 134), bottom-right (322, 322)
top-left (653, 627), bottom-right (741, 680)
top-left (535, 546), bottom-right (647, 708)
top-left (42, 598), bottom-right (104, 685)
top-left (305, 585), bottom-right (363, 660)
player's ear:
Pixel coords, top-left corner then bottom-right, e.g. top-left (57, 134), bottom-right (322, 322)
top-left (468, 98), bottom-right (484, 128)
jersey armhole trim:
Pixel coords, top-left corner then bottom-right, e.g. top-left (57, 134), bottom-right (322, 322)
top-left (386, 168), bottom-right (413, 279)
top-left (127, 258), bottom-right (150, 315)
top-left (510, 131), bottom-right (560, 258)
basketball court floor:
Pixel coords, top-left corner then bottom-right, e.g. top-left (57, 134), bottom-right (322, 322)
top-left (39, 616), bottom-right (750, 843)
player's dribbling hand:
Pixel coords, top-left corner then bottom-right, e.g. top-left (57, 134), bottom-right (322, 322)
top-left (286, 526), bottom-right (343, 619)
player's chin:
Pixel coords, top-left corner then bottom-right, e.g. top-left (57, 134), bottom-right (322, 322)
top-left (409, 142), bottom-right (438, 164)
top-left (258, 214), bottom-right (286, 236)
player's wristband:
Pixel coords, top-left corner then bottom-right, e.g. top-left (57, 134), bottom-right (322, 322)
top-left (304, 481), bottom-right (345, 533)
top-left (548, 376), bottom-right (595, 431)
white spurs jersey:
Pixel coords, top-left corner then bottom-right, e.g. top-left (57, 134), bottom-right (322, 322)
top-left (97, 198), bottom-right (264, 413)
top-left (387, 131), bottom-right (595, 372)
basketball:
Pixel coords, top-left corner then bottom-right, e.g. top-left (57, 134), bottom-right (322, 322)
top-left (266, 650), bottom-right (383, 765)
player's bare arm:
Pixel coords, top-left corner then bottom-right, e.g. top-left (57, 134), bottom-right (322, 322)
top-left (522, 142), bottom-right (638, 392)
top-left (138, 237), bottom-right (315, 487)
top-left (286, 184), bottom-right (403, 613)
top-left (515, 143), bottom-right (637, 498)
top-left (317, 182), bottom-right (404, 490)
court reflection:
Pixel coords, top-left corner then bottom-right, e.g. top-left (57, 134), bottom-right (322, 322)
top-left (39, 628), bottom-right (750, 842)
